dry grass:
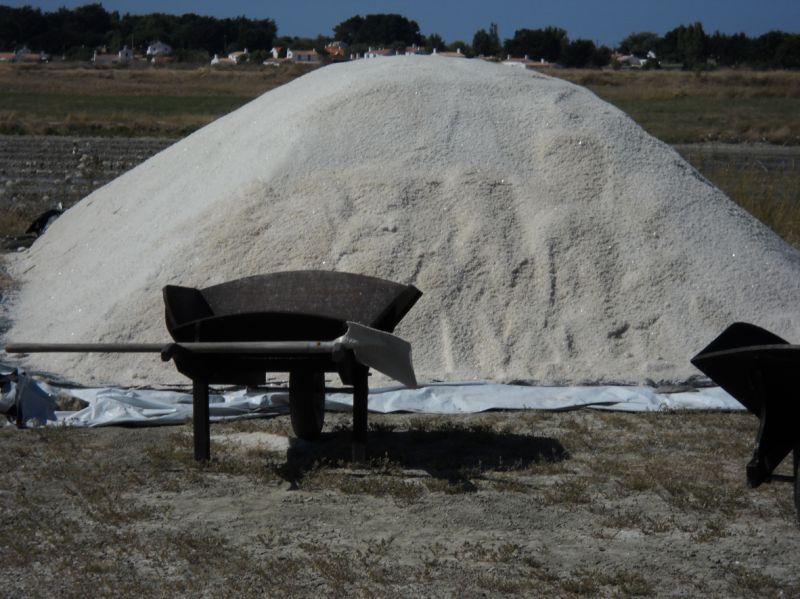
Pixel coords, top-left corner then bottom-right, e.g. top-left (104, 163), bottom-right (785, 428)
top-left (2, 407), bottom-right (799, 597)
top-left (3, 63), bottom-right (800, 143)
top-left (678, 146), bottom-right (800, 247)
top-left (554, 68), bottom-right (800, 145)
top-left (0, 214), bottom-right (28, 235)
top-left (560, 69), bottom-right (800, 99)
top-left (0, 62), bottom-right (318, 137)
top-left (0, 62), bottom-right (315, 97)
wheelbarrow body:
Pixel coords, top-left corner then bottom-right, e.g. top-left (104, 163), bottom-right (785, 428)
top-left (162, 271), bottom-right (422, 461)
top-left (691, 322), bottom-right (800, 520)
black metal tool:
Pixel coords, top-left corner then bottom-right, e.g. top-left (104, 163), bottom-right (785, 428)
top-left (691, 322), bottom-right (799, 521)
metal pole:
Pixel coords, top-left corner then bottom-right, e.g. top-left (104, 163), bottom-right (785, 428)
top-left (4, 340), bottom-right (339, 355)
top-left (4, 342), bottom-right (166, 353)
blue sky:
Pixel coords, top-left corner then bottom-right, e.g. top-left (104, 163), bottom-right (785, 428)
top-left (5, 1), bottom-right (800, 47)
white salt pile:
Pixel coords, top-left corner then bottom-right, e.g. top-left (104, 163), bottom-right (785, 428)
top-left (5, 56), bottom-right (800, 386)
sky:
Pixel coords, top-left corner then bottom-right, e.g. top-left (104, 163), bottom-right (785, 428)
top-left (4, 0), bottom-right (800, 47)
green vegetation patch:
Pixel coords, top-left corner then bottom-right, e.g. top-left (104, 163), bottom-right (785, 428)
top-left (1, 90), bottom-right (252, 117)
top-left (616, 96), bottom-right (800, 144)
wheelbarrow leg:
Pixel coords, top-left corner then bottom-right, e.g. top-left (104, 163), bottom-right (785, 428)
top-left (192, 378), bottom-right (210, 462)
top-left (794, 445), bottom-right (799, 524)
top-left (352, 364), bottom-right (369, 463)
top-left (746, 365), bottom-right (770, 487)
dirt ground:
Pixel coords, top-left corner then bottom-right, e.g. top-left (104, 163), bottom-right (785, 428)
top-left (1, 407), bottom-right (798, 598)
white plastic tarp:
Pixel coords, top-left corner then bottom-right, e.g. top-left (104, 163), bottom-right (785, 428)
top-left (2, 370), bottom-right (745, 429)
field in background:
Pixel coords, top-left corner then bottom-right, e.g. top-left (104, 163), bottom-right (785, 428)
top-left (1, 63), bottom-right (798, 249)
top-left (3, 64), bottom-right (799, 143)
top-left (678, 144), bottom-right (800, 247)
top-left (555, 69), bottom-right (800, 248)
top-left (0, 62), bottom-right (318, 137)
top-left (557, 69), bottom-right (800, 145)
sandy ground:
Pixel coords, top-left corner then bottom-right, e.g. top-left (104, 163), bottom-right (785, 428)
top-left (1, 408), bottom-right (798, 597)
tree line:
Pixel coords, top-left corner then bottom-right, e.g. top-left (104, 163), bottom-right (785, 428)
top-left (0, 3), bottom-right (278, 60)
top-left (1, 3), bottom-right (798, 69)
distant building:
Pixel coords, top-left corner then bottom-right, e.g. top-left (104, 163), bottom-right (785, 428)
top-left (92, 45), bottom-right (134, 66)
top-left (288, 49), bottom-right (320, 63)
top-left (364, 47), bottom-right (394, 59)
top-left (4, 46), bottom-right (49, 63)
top-left (227, 48), bottom-right (249, 64)
top-left (432, 48), bottom-right (466, 58)
top-left (210, 54), bottom-right (235, 66)
top-left (405, 44), bottom-right (427, 56)
top-left (614, 51), bottom-right (657, 69)
top-left (500, 54), bottom-right (552, 68)
top-left (325, 41), bottom-right (348, 59)
top-left (146, 41), bottom-right (172, 57)
top-left (151, 55), bottom-right (175, 65)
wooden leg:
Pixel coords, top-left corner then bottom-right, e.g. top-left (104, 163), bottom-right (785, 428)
top-left (794, 446), bottom-right (799, 524)
top-left (193, 379), bottom-right (210, 462)
top-left (351, 364), bottom-right (369, 463)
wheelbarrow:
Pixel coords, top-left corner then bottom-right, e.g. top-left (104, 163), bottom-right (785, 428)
top-left (691, 322), bottom-right (800, 521)
top-left (6, 270), bottom-right (422, 462)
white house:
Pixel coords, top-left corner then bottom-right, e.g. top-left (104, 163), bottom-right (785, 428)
top-left (210, 54), bottom-right (235, 66)
top-left (146, 41), bottom-right (172, 57)
top-left (288, 49), bottom-right (320, 63)
top-left (432, 48), bottom-right (465, 58)
top-left (92, 45), bottom-right (134, 65)
top-left (364, 47), bottom-right (394, 58)
top-left (2, 46), bottom-right (50, 63)
top-left (615, 51), bottom-right (656, 69)
top-left (324, 41), bottom-right (348, 59)
top-left (405, 44), bottom-right (426, 56)
top-left (228, 48), bottom-right (249, 64)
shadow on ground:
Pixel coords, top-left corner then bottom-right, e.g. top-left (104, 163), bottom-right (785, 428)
top-left (278, 427), bottom-right (568, 489)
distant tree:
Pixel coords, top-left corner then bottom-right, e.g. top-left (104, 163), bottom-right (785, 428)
top-left (73, 3), bottom-right (112, 34)
top-left (172, 48), bottom-right (210, 63)
top-left (447, 40), bottom-right (472, 56)
top-left (660, 22), bottom-right (708, 68)
top-left (472, 29), bottom-right (491, 55)
top-left (503, 27), bottom-right (567, 61)
top-left (276, 35), bottom-right (329, 54)
top-left (680, 22), bottom-right (709, 67)
top-left (0, 5), bottom-right (47, 50)
top-left (753, 30), bottom-right (795, 68)
top-left (173, 15), bottom-right (223, 52)
top-left (425, 33), bottom-right (446, 52)
top-left (248, 49), bottom-right (271, 64)
top-left (472, 22), bottom-right (501, 56)
top-left (64, 45), bottom-right (93, 61)
top-left (235, 16), bottom-right (277, 51)
top-left (707, 31), bottom-right (752, 67)
top-left (618, 31), bottom-right (660, 56)
top-left (131, 13), bottom-right (173, 47)
top-left (561, 39), bottom-right (597, 68)
top-left (333, 14), bottom-right (422, 47)
top-left (774, 33), bottom-right (800, 69)
top-left (489, 23), bottom-right (501, 53)
top-left (593, 45), bottom-right (613, 68)
top-left (389, 40), bottom-right (407, 54)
